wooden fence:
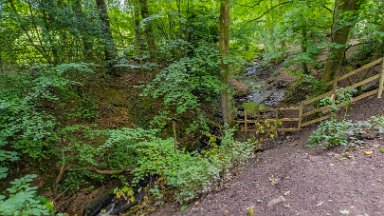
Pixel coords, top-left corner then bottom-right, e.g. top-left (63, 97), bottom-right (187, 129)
top-left (237, 57), bottom-right (384, 133)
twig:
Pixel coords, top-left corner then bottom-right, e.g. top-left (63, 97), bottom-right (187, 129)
top-left (55, 162), bottom-right (67, 184)
top-left (247, 1), bottom-right (293, 23)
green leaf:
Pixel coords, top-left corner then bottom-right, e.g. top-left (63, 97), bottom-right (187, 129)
top-left (0, 167), bottom-right (8, 179)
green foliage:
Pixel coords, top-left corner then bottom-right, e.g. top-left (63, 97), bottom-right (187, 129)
top-left (1, 0), bottom-right (382, 214)
top-left (0, 63), bottom-right (95, 159)
top-left (0, 174), bottom-right (54, 216)
top-left (308, 120), bottom-right (350, 149)
top-left (143, 43), bottom-right (221, 114)
top-left (132, 129), bottom-right (253, 203)
top-left (60, 126), bottom-right (253, 203)
top-left (143, 43), bottom-right (222, 135)
top-left (291, 70), bottom-right (323, 92)
top-left (114, 183), bottom-right (135, 203)
top-left (319, 87), bottom-right (357, 117)
top-left (96, 127), bottom-right (158, 170)
top-left (243, 102), bottom-right (267, 114)
top-left (370, 115), bottom-right (384, 134)
top-left (0, 148), bottom-right (19, 180)
top-left (308, 115), bottom-right (384, 149)
top-left (309, 88), bottom-right (360, 149)
top-left (284, 70), bottom-right (323, 103)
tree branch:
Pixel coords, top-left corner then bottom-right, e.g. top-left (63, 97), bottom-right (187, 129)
top-left (247, 1), bottom-right (293, 23)
top-left (234, 0), bottom-right (265, 8)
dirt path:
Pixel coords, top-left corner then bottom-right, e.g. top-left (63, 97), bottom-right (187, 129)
top-left (153, 96), bottom-right (384, 216)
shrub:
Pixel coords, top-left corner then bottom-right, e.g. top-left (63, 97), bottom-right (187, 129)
top-left (131, 129), bottom-right (253, 203)
top-left (142, 43), bottom-right (222, 135)
top-left (308, 120), bottom-right (350, 148)
top-left (0, 174), bottom-right (54, 216)
top-left (0, 63), bottom-right (95, 159)
top-left (0, 148), bottom-right (19, 180)
top-left (308, 115), bottom-right (384, 149)
top-left (370, 115), bottom-right (384, 134)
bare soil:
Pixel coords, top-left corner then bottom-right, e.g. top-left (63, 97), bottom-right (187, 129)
top-left (152, 96), bottom-right (384, 216)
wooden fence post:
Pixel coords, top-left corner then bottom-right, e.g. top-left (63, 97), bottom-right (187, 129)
top-left (275, 108), bottom-right (279, 131)
top-left (244, 109), bottom-right (248, 132)
top-left (297, 103), bottom-right (304, 131)
top-left (378, 58), bottom-right (384, 99)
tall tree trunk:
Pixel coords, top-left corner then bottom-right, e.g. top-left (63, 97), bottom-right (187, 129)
top-left (322, 0), bottom-right (360, 82)
top-left (132, 1), bottom-right (143, 56)
top-left (95, 0), bottom-right (117, 72)
top-left (73, 0), bottom-right (93, 61)
top-left (139, 0), bottom-right (158, 65)
top-left (219, 0), bottom-right (234, 127)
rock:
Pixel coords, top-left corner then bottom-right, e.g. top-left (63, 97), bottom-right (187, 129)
top-left (267, 196), bottom-right (286, 207)
top-left (284, 191), bottom-right (291, 196)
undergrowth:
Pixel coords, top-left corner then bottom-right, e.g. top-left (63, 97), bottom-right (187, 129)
top-left (308, 116), bottom-right (384, 149)
top-left (0, 58), bottom-right (253, 214)
top-left (87, 128), bottom-right (253, 204)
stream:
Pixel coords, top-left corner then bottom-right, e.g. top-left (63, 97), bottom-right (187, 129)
top-left (237, 59), bottom-right (287, 107)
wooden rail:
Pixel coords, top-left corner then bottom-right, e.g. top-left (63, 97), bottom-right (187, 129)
top-left (238, 57), bottom-right (384, 133)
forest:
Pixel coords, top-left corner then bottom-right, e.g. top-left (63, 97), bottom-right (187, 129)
top-left (0, 0), bottom-right (384, 215)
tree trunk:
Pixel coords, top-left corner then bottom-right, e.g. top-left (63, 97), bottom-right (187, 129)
top-left (132, 2), bottom-right (143, 56)
top-left (322, 0), bottom-right (360, 82)
top-left (73, 0), bottom-right (93, 61)
top-left (219, 0), bottom-right (234, 127)
top-left (139, 0), bottom-right (158, 65)
top-left (95, 0), bottom-right (117, 72)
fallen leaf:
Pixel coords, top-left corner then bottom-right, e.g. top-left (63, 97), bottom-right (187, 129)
top-left (247, 206), bottom-right (255, 216)
top-left (381, 148), bottom-right (384, 154)
top-left (364, 150), bottom-right (372, 156)
top-left (283, 203), bottom-right (290, 208)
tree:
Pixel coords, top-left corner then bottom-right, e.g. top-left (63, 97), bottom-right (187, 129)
top-left (219, 0), bottom-right (234, 127)
top-left (95, 0), bottom-right (117, 72)
top-left (132, 0), bottom-right (143, 55)
top-left (139, 0), bottom-right (158, 65)
top-left (73, 0), bottom-right (94, 61)
top-left (322, 0), bottom-right (362, 82)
